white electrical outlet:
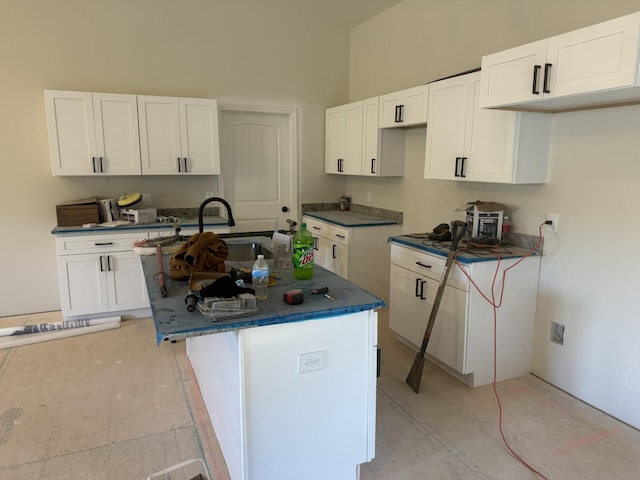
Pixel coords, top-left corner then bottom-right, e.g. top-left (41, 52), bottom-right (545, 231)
top-left (546, 213), bottom-right (559, 232)
top-left (297, 351), bottom-right (326, 373)
top-left (142, 194), bottom-right (151, 205)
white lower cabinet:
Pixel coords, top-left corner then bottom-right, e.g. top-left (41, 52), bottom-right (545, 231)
top-left (55, 233), bottom-right (149, 317)
top-left (304, 217), bottom-right (350, 278)
top-left (303, 216), bottom-right (400, 302)
top-left (389, 242), bottom-right (540, 387)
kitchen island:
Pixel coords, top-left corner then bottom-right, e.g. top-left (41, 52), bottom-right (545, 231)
top-left (140, 241), bottom-right (382, 480)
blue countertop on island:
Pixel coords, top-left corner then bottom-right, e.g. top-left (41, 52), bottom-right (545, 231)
top-left (141, 239), bottom-right (385, 344)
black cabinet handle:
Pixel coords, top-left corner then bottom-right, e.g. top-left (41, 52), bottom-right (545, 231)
top-left (371, 158), bottom-right (376, 174)
top-left (332, 244), bottom-right (337, 259)
top-left (398, 104), bottom-right (404, 123)
top-left (532, 65), bottom-right (541, 94)
top-left (94, 242), bottom-right (114, 246)
top-left (106, 255), bottom-right (112, 271)
top-left (415, 261), bottom-right (432, 269)
top-left (183, 158), bottom-right (188, 173)
top-left (394, 105), bottom-right (400, 123)
top-left (420, 280), bottom-right (426, 300)
top-left (312, 226), bottom-right (321, 231)
top-left (543, 63), bottom-right (552, 93)
top-left (415, 277), bottom-right (421, 297)
top-left (460, 157), bottom-right (467, 178)
top-left (99, 157), bottom-right (104, 173)
top-left (92, 156), bottom-right (97, 173)
top-left (335, 234), bottom-right (346, 239)
top-left (455, 157), bottom-right (461, 177)
top-left (177, 157), bottom-right (182, 172)
top-left (99, 256), bottom-right (104, 272)
top-left (313, 237), bottom-right (319, 250)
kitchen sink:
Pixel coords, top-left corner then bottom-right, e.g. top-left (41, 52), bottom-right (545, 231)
top-left (226, 242), bottom-right (273, 261)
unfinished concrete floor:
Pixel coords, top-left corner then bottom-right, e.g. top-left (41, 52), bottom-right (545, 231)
top-left (0, 310), bottom-right (639, 479)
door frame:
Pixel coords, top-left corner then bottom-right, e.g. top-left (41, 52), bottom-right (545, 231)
top-left (217, 100), bottom-right (299, 230)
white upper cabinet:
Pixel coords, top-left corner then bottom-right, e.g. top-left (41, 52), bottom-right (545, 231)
top-left (361, 97), bottom-right (405, 177)
top-left (378, 84), bottom-right (429, 128)
top-left (425, 71), bottom-right (552, 184)
top-left (45, 90), bottom-right (141, 176)
top-left (325, 101), bottom-right (364, 175)
top-left (325, 98), bottom-right (405, 176)
top-left (138, 96), bottom-right (220, 175)
top-left (480, 11), bottom-right (640, 111)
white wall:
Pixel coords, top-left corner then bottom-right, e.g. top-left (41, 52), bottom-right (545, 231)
top-left (348, 0), bottom-right (640, 428)
top-left (0, 0), bottom-right (357, 316)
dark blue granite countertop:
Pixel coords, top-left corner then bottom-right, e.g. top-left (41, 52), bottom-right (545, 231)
top-left (141, 236), bottom-right (385, 343)
top-left (389, 234), bottom-right (539, 264)
top-left (51, 216), bottom-right (228, 235)
top-left (304, 210), bottom-right (399, 227)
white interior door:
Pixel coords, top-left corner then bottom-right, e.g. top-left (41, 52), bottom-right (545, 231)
top-left (219, 106), bottom-right (297, 232)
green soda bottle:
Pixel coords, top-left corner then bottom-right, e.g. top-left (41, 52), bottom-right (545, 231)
top-left (293, 223), bottom-right (314, 279)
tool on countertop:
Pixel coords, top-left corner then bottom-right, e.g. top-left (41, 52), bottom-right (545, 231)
top-left (283, 289), bottom-right (304, 305)
top-left (406, 219), bottom-right (467, 394)
top-left (311, 286), bottom-right (334, 301)
top-left (143, 226), bottom-right (184, 297)
top-left (156, 245), bottom-right (167, 297)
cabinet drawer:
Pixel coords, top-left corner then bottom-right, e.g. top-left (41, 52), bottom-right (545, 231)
top-left (56, 233), bottom-right (146, 255)
top-left (304, 217), bottom-right (331, 239)
top-left (332, 226), bottom-right (350, 245)
top-left (390, 243), bottom-right (468, 291)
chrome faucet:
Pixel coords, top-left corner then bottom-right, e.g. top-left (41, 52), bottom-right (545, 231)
top-left (198, 197), bottom-right (236, 232)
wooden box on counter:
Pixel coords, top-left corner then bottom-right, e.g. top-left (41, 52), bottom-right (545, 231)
top-left (55, 197), bottom-right (100, 226)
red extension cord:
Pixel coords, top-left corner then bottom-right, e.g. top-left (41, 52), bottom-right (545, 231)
top-left (453, 223), bottom-right (550, 480)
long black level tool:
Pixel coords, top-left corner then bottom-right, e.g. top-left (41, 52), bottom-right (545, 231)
top-left (406, 220), bottom-right (467, 394)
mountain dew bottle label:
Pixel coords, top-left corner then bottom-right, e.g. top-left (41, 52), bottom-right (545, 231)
top-left (293, 223), bottom-right (314, 280)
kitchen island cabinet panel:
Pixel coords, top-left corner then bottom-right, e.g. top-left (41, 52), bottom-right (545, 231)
top-left (188, 311), bottom-right (377, 480)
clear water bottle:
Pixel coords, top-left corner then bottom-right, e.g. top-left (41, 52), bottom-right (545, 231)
top-left (293, 223), bottom-right (314, 280)
top-left (252, 254), bottom-right (269, 300)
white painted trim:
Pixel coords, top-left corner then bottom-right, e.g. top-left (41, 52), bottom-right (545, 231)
top-left (217, 99), bottom-right (300, 226)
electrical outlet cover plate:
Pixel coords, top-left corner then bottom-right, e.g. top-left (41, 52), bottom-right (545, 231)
top-left (297, 351), bottom-right (326, 373)
top-left (546, 213), bottom-right (559, 232)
